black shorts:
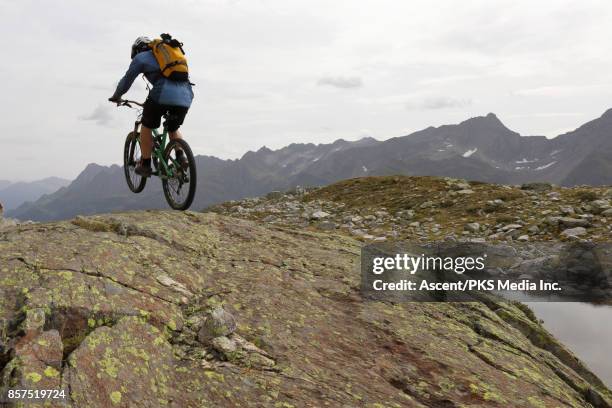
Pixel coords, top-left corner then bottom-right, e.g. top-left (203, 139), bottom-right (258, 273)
top-left (141, 99), bottom-right (189, 132)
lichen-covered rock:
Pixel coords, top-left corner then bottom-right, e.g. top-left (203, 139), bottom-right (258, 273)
top-left (210, 334), bottom-right (275, 369)
top-left (19, 308), bottom-right (46, 335)
top-left (62, 317), bottom-right (179, 407)
top-left (211, 335), bottom-right (237, 354)
top-left (0, 330), bottom-right (63, 408)
top-left (197, 306), bottom-right (237, 344)
top-left (0, 210), bottom-right (609, 407)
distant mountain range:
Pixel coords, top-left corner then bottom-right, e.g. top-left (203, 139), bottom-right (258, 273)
top-left (0, 177), bottom-right (70, 211)
top-left (7, 110), bottom-right (612, 221)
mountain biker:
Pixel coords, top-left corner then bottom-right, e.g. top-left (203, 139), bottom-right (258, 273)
top-left (109, 36), bottom-right (194, 177)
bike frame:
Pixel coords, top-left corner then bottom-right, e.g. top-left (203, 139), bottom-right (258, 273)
top-left (132, 118), bottom-right (180, 179)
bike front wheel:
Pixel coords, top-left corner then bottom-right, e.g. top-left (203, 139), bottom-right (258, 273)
top-left (123, 132), bottom-right (147, 193)
top-left (162, 139), bottom-right (197, 210)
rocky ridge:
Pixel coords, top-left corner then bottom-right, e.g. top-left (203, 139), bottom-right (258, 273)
top-left (0, 208), bottom-right (610, 406)
top-left (207, 176), bottom-right (612, 244)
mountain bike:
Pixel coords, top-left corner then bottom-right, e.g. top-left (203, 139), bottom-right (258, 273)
top-left (116, 99), bottom-right (197, 210)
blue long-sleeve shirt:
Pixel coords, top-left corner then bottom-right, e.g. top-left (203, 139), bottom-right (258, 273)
top-left (112, 50), bottom-right (194, 107)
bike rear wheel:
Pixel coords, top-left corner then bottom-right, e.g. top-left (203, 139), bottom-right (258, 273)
top-left (162, 139), bottom-right (197, 210)
top-left (123, 132), bottom-right (147, 193)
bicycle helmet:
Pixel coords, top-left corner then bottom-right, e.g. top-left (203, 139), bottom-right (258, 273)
top-left (131, 36), bottom-right (151, 59)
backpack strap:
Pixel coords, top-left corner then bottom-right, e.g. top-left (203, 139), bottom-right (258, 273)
top-left (161, 60), bottom-right (187, 73)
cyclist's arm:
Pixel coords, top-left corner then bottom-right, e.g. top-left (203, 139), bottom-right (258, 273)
top-left (111, 56), bottom-right (144, 100)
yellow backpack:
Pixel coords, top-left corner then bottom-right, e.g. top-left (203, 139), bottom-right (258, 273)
top-left (149, 34), bottom-right (189, 82)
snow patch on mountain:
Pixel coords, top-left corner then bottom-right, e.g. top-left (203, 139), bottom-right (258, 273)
top-left (515, 158), bottom-right (538, 164)
top-left (463, 148), bottom-right (478, 158)
top-left (536, 161), bottom-right (557, 171)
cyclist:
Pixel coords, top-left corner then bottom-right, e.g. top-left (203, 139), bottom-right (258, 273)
top-left (109, 36), bottom-right (194, 177)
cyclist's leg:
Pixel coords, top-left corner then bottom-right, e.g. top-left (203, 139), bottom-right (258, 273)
top-left (169, 129), bottom-right (183, 141)
top-left (140, 126), bottom-right (153, 159)
top-left (138, 99), bottom-right (163, 175)
top-left (167, 106), bottom-right (189, 141)
top-left (135, 125), bottom-right (153, 176)
top-left (165, 106), bottom-right (190, 168)
top-left (141, 99), bottom-right (164, 155)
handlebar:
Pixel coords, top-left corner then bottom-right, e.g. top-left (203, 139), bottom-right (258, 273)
top-left (111, 99), bottom-right (144, 108)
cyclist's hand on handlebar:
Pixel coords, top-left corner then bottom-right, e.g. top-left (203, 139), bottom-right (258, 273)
top-left (109, 98), bottom-right (143, 108)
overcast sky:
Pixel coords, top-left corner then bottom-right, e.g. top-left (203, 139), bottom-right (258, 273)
top-left (3, 0), bottom-right (612, 181)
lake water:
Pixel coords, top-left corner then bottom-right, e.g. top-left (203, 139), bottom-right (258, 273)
top-left (526, 302), bottom-right (612, 388)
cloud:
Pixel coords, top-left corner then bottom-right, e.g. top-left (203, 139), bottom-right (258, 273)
top-left (4, 0), bottom-right (612, 180)
top-left (317, 76), bottom-right (363, 89)
top-left (79, 104), bottom-right (114, 127)
top-left (512, 85), bottom-right (599, 97)
top-left (406, 97), bottom-right (472, 111)
top-left (417, 74), bottom-right (482, 86)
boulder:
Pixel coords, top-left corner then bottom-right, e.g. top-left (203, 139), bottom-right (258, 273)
top-left (211, 334), bottom-right (275, 369)
top-left (19, 308), bottom-right (46, 335)
top-left (211, 335), bottom-right (238, 354)
top-left (464, 222), bottom-right (480, 233)
top-left (266, 191), bottom-right (282, 200)
top-left (310, 211), bottom-right (330, 220)
top-left (506, 229), bottom-right (524, 239)
top-left (544, 216), bottom-right (561, 226)
top-left (521, 182), bottom-right (553, 192)
top-left (262, 215), bottom-right (276, 223)
top-left (527, 225), bottom-right (540, 234)
top-left (561, 227), bottom-right (587, 238)
top-left (397, 210), bottom-right (415, 219)
top-left (485, 199), bottom-right (505, 212)
top-left (448, 181), bottom-right (471, 190)
top-left (559, 217), bottom-right (590, 228)
top-left (502, 224), bottom-right (523, 231)
top-left (317, 221), bottom-right (337, 231)
top-left (590, 200), bottom-right (610, 214)
top-left (197, 306), bottom-right (237, 344)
